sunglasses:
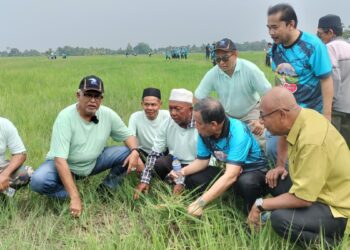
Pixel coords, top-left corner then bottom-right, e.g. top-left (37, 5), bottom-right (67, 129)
top-left (83, 92), bottom-right (103, 100)
top-left (215, 53), bottom-right (232, 63)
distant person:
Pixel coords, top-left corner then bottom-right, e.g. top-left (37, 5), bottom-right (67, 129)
top-left (128, 88), bottom-right (170, 161)
top-left (205, 43), bottom-right (210, 60)
top-left (265, 43), bottom-right (272, 67)
top-left (195, 38), bottom-right (271, 149)
top-left (169, 98), bottom-right (268, 216)
top-left (317, 14), bottom-right (350, 145)
top-left (248, 87), bottom-right (350, 247)
top-left (30, 75), bottom-right (141, 218)
top-left (0, 117), bottom-right (33, 200)
top-left (265, 4), bottom-right (333, 186)
top-left (165, 50), bottom-right (171, 60)
top-left (210, 42), bottom-right (216, 66)
top-left (133, 89), bottom-right (197, 199)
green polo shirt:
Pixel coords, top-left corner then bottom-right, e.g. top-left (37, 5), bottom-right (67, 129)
top-left (287, 108), bottom-right (350, 233)
top-left (195, 58), bottom-right (271, 119)
top-left (47, 104), bottom-right (132, 176)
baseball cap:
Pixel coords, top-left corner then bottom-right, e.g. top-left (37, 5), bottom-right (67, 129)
top-left (79, 75), bottom-right (104, 93)
top-left (318, 14), bottom-right (342, 29)
top-left (215, 38), bottom-right (237, 52)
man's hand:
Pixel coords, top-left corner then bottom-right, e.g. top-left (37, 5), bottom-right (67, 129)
top-left (265, 165), bottom-right (288, 189)
top-left (136, 158), bottom-right (145, 174)
top-left (247, 204), bottom-right (261, 230)
top-left (324, 113), bottom-right (332, 122)
top-left (173, 184), bottom-right (184, 195)
top-left (70, 196), bottom-right (83, 218)
top-left (248, 120), bottom-right (264, 136)
top-left (133, 182), bottom-right (150, 200)
top-left (188, 199), bottom-right (204, 217)
top-left (123, 150), bottom-right (141, 174)
top-left (0, 173), bottom-right (10, 192)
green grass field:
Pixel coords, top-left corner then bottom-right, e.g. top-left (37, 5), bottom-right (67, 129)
top-left (0, 53), bottom-right (348, 249)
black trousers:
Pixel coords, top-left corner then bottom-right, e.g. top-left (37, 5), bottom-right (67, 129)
top-left (153, 154), bottom-right (188, 180)
top-left (270, 176), bottom-right (348, 246)
top-left (185, 166), bottom-right (268, 214)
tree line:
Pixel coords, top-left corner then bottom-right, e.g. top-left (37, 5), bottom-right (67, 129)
top-left (2, 27), bottom-right (350, 57)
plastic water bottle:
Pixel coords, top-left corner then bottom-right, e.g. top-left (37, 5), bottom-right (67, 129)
top-left (2, 187), bottom-right (16, 197)
top-left (172, 156), bottom-right (184, 184)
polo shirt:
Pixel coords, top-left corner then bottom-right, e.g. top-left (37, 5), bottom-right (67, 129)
top-left (197, 117), bottom-right (267, 172)
top-left (272, 31), bottom-right (332, 112)
top-left (47, 104), bottom-right (132, 176)
top-left (128, 110), bottom-right (170, 154)
top-left (0, 117), bottom-right (26, 168)
top-left (195, 58), bottom-right (271, 119)
top-left (287, 108), bottom-right (350, 233)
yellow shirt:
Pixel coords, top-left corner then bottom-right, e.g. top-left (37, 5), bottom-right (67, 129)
top-left (287, 109), bottom-right (350, 233)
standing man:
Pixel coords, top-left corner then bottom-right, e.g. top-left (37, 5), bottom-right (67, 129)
top-left (133, 89), bottom-right (197, 198)
top-left (0, 117), bottom-right (33, 198)
top-left (265, 4), bottom-right (333, 189)
top-left (317, 14), bottom-right (350, 146)
top-left (195, 38), bottom-right (271, 147)
top-left (128, 88), bottom-right (170, 160)
top-left (170, 98), bottom-right (268, 216)
top-left (248, 87), bottom-right (350, 247)
top-left (30, 75), bottom-right (140, 217)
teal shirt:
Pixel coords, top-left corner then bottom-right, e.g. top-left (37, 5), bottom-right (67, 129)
top-left (195, 58), bottom-right (271, 119)
top-left (128, 110), bottom-right (170, 154)
top-left (46, 104), bottom-right (132, 176)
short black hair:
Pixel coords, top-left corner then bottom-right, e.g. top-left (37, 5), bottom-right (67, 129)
top-left (268, 3), bottom-right (298, 28)
top-left (193, 98), bottom-right (226, 124)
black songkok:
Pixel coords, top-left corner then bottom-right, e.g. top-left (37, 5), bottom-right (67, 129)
top-left (142, 87), bottom-right (161, 100)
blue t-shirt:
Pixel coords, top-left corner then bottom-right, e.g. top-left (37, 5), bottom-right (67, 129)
top-left (272, 31), bottom-right (332, 112)
top-left (197, 117), bottom-right (267, 172)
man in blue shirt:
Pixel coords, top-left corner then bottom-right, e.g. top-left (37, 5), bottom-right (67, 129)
top-left (169, 98), bottom-right (268, 216)
top-left (265, 3), bottom-right (333, 192)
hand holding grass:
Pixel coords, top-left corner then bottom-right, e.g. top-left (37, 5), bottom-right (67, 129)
top-left (133, 182), bottom-right (150, 200)
top-left (70, 196), bottom-right (83, 218)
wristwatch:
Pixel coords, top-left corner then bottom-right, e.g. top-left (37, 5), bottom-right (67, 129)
top-left (197, 196), bottom-right (207, 208)
top-left (255, 198), bottom-right (265, 212)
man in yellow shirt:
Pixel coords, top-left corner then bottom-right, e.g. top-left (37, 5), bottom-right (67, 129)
top-left (248, 86), bottom-right (350, 246)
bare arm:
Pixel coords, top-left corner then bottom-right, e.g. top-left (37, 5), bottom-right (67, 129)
top-left (182, 159), bottom-right (210, 176)
top-left (187, 163), bottom-right (241, 216)
top-left (321, 75), bottom-right (333, 121)
top-left (200, 164), bottom-right (241, 204)
top-left (55, 157), bottom-right (82, 217)
top-left (0, 153), bottom-right (26, 191)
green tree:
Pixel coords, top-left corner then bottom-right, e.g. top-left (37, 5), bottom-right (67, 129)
top-left (133, 42), bottom-right (151, 54)
top-left (343, 25), bottom-right (350, 40)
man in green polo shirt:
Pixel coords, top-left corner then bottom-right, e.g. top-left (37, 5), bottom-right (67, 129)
top-left (248, 87), bottom-right (350, 247)
top-left (195, 38), bottom-right (272, 148)
top-left (30, 75), bottom-right (141, 218)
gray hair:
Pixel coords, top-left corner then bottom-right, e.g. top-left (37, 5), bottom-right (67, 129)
top-left (193, 97), bottom-right (226, 124)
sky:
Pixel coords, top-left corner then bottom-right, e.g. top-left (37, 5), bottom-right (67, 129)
top-left (1, 0), bottom-right (350, 52)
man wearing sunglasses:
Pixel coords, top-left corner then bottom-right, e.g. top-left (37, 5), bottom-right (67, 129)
top-left (195, 38), bottom-right (271, 150)
top-left (31, 75), bottom-right (141, 218)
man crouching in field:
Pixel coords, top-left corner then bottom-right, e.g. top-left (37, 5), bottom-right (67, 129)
top-left (0, 117), bottom-right (33, 200)
top-left (133, 88), bottom-right (197, 199)
top-left (30, 75), bottom-right (141, 217)
top-left (169, 98), bottom-right (268, 216)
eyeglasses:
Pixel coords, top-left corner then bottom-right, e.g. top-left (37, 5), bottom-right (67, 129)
top-left (215, 53), bottom-right (232, 63)
top-left (83, 92), bottom-right (103, 101)
top-left (259, 108), bottom-right (293, 120)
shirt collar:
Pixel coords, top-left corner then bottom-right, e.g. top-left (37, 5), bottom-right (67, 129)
top-left (287, 108), bottom-right (305, 146)
top-left (187, 113), bottom-right (196, 128)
